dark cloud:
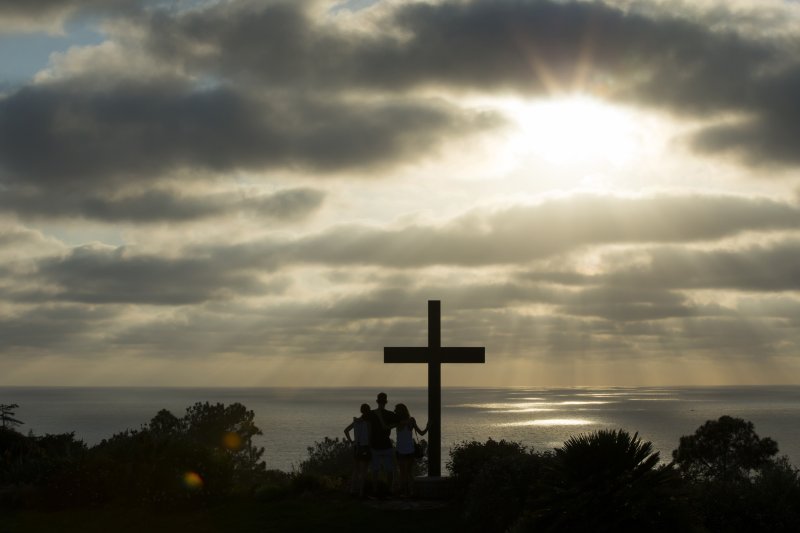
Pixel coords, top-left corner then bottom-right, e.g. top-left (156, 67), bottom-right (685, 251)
top-left (135, 0), bottom-right (799, 167)
top-left (601, 240), bottom-right (800, 292)
top-left (0, 0), bottom-right (139, 33)
top-left (30, 244), bottom-right (290, 305)
top-left (0, 0), bottom-right (105, 19)
top-left (689, 66), bottom-right (800, 167)
top-left (143, 0), bottom-right (768, 99)
top-left (0, 186), bottom-right (325, 222)
top-left (0, 304), bottom-right (120, 353)
top-left (559, 286), bottom-right (695, 322)
top-left (3, 0), bottom-right (796, 190)
top-left (0, 80), bottom-right (499, 188)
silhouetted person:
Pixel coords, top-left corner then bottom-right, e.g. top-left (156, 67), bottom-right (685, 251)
top-left (393, 403), bottom-right (428, 497)
top-left (344, 403), bottom-right (371, 497)
top-left (369, 392), bottom-right (400, 496)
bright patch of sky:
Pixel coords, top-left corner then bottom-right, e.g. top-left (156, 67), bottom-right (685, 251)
top-left (0, 21), bottom-right (105, 88)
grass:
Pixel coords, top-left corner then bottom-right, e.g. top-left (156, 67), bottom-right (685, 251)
top-left (2, 493), bottom-right (464, 533)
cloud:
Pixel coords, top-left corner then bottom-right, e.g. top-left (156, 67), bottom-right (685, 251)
top-left (0, 0), bottom-right (136, 34)
top-left (559, 286), bottom-right (696, 321)
top-left (0, 186), bottom-right (325, 223)
top-left (28, 244), bottom-right (291, 305)
top-left (273, 195), bottom-right (800, 268)
top-left (600, 240), bottom-right (800, 292)
top-left (128, 0), bottom-right (800, 167)
top-left (0, 304), bottom-right (121, 354)
top-left (5, 193), bottom-right (796, 309)
top-left (689, 66), bottom-right (800, 167)
top-left (0, 79), bottom-right (499, 188)
top-left (4, 0), bottom-right (798, 190)
top-left (0, 223), bottom-right (64, 259)
top-left (141, 0), bottom-right (767, 96)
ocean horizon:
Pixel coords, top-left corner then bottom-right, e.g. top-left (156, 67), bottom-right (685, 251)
top-left (3, 385), bottom-right (799, 472)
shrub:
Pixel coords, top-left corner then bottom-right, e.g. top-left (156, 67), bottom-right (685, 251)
top-left (745, 456), bottom-right (800, 531)
top-left (519, 429), bottom-right (690, 533)
top-left (253, 469), bottom-right (293, 502)
top-left (463, 452), bottom-right (550, 533)
top-left (0, 428), bottom-right (86, 487)
top-left (447, 438), bottom-right (530, 495)
top-left (295, 436), bottom-right (352, 490)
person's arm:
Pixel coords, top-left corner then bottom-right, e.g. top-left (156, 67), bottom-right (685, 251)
top-left (375, 409), bottom-right (394, 429)
top-left (344, 420), bottom-right (355, 444)
top-left (413, 417), bottom-right (429, 436)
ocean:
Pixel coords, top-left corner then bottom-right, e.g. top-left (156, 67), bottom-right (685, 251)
top-left (2, 386), bottom-right (800, 472)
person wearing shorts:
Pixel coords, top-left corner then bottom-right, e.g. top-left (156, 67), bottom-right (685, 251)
top-left (368, 392), bottom-right (400, 495)
top-left (393, 403), bottom-right (428, 497)
top-left (344, 403), bottom-right (372, 497)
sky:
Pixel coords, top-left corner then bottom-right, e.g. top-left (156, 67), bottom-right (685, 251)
top-left (1, 0), bottom-right (800, 387)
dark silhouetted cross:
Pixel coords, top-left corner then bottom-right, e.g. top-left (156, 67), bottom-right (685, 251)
top-left (384, 300), bottom-right (485, 477)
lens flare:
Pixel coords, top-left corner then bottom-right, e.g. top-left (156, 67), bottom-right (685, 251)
top-left (183, 471), bottom-right (204, 490)
top-left (222, 431), bottom-right (243, 451)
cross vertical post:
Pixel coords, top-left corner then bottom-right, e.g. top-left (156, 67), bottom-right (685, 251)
top-left (428, 300), bottom-right (442, 476)
top-left (384, 300), bottom-right (485, 477)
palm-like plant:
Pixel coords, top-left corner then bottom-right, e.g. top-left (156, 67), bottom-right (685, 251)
top-left (556, 429), bottom-right (661, 489)
top-left (519, 429), bottom-right (688, 533)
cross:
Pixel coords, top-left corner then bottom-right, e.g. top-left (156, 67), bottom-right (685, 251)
top-left (384, 300), bottom-right (485, 477)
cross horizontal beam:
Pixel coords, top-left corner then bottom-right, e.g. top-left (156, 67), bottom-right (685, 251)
top-left (384, 347), bottom-right (485, 364)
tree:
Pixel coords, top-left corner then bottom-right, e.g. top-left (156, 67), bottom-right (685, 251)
top-left (672, 415), bottom-right (778, 482)
top-left (46, 402), bottom-right (268, 505)
top-left (0, 403), bottom-right (23, 430)
top-left (180, 402), bottom-right (265, 473)
top-left (297, 436), bottom-right (352, 478)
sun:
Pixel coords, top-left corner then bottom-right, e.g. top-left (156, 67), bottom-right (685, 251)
top-left (503, 94), bottom-right (641, 168)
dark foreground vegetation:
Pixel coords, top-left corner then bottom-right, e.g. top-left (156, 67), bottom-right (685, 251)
top-left (2, 402), bottom-right (800, 532)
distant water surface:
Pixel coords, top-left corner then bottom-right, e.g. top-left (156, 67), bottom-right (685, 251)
top-left (2, 386), bottom-right (799, 472)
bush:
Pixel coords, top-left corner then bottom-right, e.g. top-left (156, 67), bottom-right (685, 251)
top-left (463, 452), bottom-right (550, 533)
top-left (745, 456), bottom-right (800, 531)
top-left (0, 427), bottom-right (86, 487)
top-left (253, 470), bottom-right (293, 502)
top-left (295, 437), bottom-right (352, 491)
top-left (447, 438), bottom-right (530, 495)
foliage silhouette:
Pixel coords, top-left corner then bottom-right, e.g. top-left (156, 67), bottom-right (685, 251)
top-left (447, 438), bottom-right (530, 496)
top-left (0, 426), bottom-right (86, 490)
top-left (463, 452), bottom-right (550, 533)
top-left (36, 401), bottom-right (267, 506)
top-left (4, 402), bottom-right (800, 533)
top-left (298, 437), bottom-right (353, 486)
top-left (518, 429), bottom-right (690, 533)
top-left (672, 415), bottom-right (778, 482)
top-left (672, 416), bottom-right (799, 532)
top-left (0, 404), bottom-right (23, 429)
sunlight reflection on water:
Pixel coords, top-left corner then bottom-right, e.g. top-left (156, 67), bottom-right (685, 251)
top-left (452, 400), bottom-right (611, 410)
top-left (499, 418), bottom-right (594, 427)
